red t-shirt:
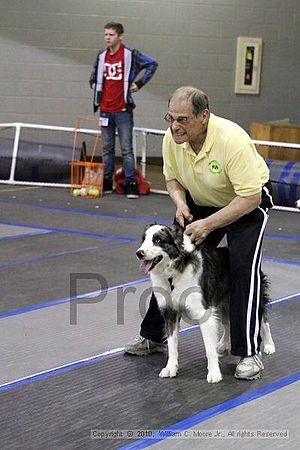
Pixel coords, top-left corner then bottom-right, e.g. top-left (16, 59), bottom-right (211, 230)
top-left (100, 44), bottom-right (126, 112)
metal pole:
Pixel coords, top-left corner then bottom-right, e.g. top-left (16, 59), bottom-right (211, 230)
top-left (8, 124), bottom-right (21, 183)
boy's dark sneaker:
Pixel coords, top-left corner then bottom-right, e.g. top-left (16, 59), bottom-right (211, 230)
top-left (103, 178), bottom-right (113, 194)
top-left (125, 182), bottom-right (139, 199)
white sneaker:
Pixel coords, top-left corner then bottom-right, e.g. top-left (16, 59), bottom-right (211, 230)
top-left (234, 354), bottom-right (264, 380)
top-left (124, 335), bottom-right (166, 356)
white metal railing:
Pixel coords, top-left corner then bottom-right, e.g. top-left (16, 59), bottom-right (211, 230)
top-left (0, 122), bottom-right (101, 188)
top-left (0, 122), bottom-right (299, 212)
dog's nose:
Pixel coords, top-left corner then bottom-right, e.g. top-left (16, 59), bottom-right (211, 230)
top-left (136, 249), bottom-right (145, 259)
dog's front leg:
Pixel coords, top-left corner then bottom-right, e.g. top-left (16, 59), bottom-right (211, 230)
top-left (201, 314), bottom-right (222, 383)
top-left (159, 317), bottom-right (179, 378)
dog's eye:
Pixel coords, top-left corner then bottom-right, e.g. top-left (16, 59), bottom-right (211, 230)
top-left (154, 237), bottom-right (162, 245)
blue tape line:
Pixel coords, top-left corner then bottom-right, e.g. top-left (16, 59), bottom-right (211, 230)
top-left (0, 277), bottom-right (149, 319)
top-left (0, 350), bottom-right (125, 393)
top-left (0, 291), bottom-right (298, 388)
top-left (0, 220), bottom-right (139, 242)
top-left (119, 371), bottom-right (300, 450)
top-left (0, 250), bottom-right (298, 319)
top-left (180, 292), bottom-right (300, 335)
top-left (0, 199), bottom-right (171, 224)
top-left (263, 257), bottom-right (300, 266)
top-left (1, 221), bottom-right (299, 248)
top-left (0, 230), bottom-right (53, 241)
top-left (265, 232), bottom-right (300, 241)
top-left (0, 241), bottom-right (132, 269)
top-left (278, 161), bottom-right (295, 206)
top-left (271, 292), bottom-right (300, 305)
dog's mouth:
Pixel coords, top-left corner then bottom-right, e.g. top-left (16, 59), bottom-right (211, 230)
top-left (139, 255), bottom-right (163, 274)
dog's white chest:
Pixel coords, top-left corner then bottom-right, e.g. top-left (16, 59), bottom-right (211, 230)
top-left (172, 266), bottom-right (203, 314)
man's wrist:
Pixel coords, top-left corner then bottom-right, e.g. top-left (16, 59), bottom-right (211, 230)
top-left (175, 199), bottom-right (187, 209)
top-left (202, 216), bottom-right (217, 232)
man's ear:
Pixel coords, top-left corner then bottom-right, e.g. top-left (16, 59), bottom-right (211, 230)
top-left (201, 109), bottom-right (210, 126)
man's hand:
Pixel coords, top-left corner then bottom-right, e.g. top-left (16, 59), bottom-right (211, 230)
top-left (175, 203), bottom-right (193, 228)
top-left (184, 193), bottom-right (262, 244)
top-left (89, 82), bottom-right (95, 90)
top-left (165, 179), bottom-right (193, 227)
top-left (129, 82), bottom-right (139, 93)
top-left (185, 219), bottom-right (211, 245)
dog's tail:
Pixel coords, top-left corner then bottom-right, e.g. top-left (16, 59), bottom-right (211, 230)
top-left (261, 271), bottom-right (272, 318)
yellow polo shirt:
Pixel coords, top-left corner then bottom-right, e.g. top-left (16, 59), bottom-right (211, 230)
top-left (163, 113), bottom-right (269, 208)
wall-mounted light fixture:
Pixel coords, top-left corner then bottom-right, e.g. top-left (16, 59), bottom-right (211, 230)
top-left (234, 37), bottom-right (263, 95)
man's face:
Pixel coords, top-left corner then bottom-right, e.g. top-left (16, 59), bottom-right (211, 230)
top-left (167, 97), bottom-right (209, 145)
top-left (104, 28), bottom-right (122, 49)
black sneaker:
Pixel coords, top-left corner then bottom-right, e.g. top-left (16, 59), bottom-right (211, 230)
top-left (103, 178), bottom-right (113, 194)
top-left (125, 182), bottom-right (139, 199)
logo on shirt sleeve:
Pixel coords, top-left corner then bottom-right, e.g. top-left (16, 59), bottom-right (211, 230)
top-left (208, 160), bottom-right (222, 174)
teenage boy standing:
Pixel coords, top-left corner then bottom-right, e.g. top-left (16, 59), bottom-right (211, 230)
top-left (90, 22), bottom-right (158, 198)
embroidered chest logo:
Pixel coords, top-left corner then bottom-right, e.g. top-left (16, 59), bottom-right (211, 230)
top-left (104, 62), bottom-right (122, 80)
top-left (208, 160), bottom-right (222, 174)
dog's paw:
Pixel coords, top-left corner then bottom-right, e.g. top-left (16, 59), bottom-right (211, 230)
top-left (263, 342), bottom-right (275, 355)
top-left (207, 369), bottom-right (222, 383)
top-left (159, 366), bottom-right (178, 378)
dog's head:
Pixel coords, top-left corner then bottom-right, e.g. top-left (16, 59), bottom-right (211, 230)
top-left (136, 223), bottom-right (195, 275)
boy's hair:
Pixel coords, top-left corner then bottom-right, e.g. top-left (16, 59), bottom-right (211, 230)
top-left (104, 22), bottom-right (124, 35)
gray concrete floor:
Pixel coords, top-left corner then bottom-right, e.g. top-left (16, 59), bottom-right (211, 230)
top-left (0, 184), bottom-right (299, 449)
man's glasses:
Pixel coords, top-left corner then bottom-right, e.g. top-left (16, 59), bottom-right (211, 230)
top-left (164, 113), bottom-right (194, 125)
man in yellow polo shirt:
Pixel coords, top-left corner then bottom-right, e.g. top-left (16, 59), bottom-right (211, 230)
top-left (125, 86), bottom-right (274, 381)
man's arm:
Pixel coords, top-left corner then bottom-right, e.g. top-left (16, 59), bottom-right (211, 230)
top-left (185, 192), bottom-right (262, 245)
top-left (166, 179), bottom-right (193, 226)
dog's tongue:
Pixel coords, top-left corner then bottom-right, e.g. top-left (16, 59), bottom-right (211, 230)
top-left (139, 260), bottom-right (153, 274)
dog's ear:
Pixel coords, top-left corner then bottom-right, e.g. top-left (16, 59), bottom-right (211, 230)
top-left (183, 217), bottom-right (191, 229)
top-left (173, 218), bottom-right (190, 231)
top-left (171, 221), bottom-right (184, 247)
top-left (171, 220), bottom-right (183, 232)
top-left (141, 222), bottom-right (159, 243)
top-left (144, 222), bottom-right (157, 231)
top-left (141, 223), bottom-right (155, 243)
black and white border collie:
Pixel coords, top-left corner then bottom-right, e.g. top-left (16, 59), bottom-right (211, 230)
top-left (136, 223), bottom-right (275, 383)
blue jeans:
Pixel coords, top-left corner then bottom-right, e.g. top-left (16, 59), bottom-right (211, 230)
top-left (100, 111), bottom-right (136, 184)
